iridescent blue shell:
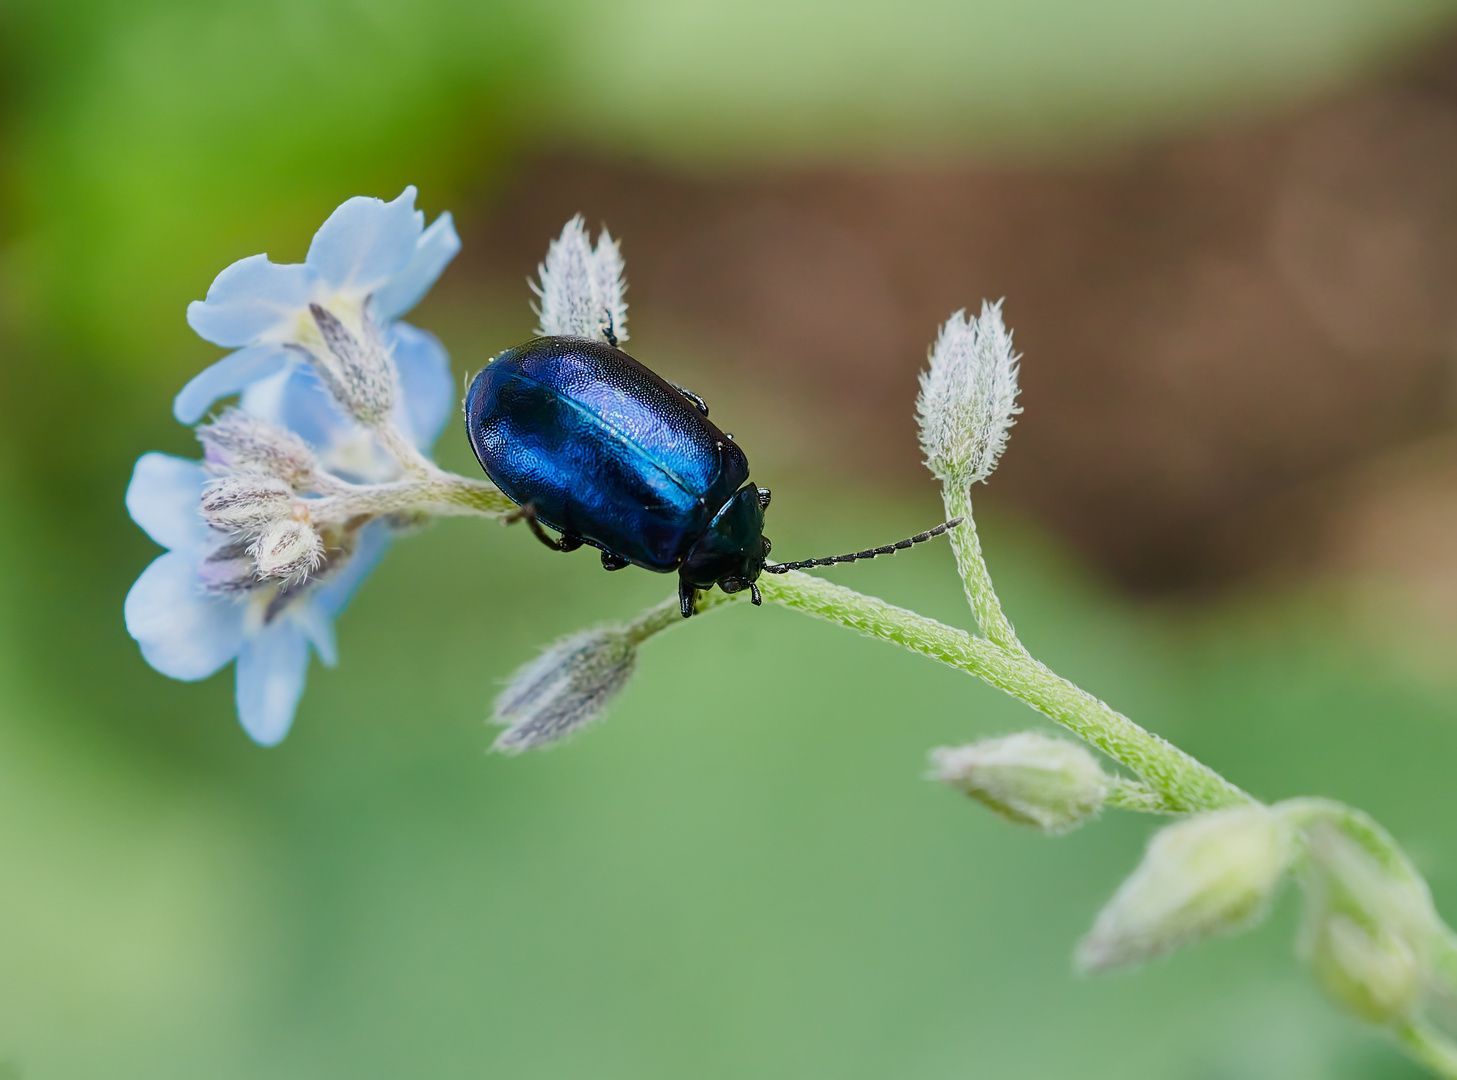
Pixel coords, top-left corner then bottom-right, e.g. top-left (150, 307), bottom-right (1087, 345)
top-left (465, 336), bottom-right (751, 573)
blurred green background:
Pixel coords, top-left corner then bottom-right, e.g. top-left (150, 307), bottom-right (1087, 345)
top-left (3, 0), bottom-right (1457, 1076)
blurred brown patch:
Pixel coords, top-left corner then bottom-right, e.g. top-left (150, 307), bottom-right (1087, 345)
top-left (464, 38), bottom-right (1457, 596)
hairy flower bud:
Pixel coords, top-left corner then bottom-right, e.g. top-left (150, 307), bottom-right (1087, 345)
top-left (1075, 806), bottom-right (1294, 974)
top-left (1293, 812), bottom-right (1441, 1026)
top-left (304, 303), bottom-right (396, 425)
top-left (493, 627), bottom-right (637, 753)
top-left (1308, 914), bottom-right (1421, 1024)
top-left (916, 301), bottom-right (1021, 489)
top-left (197, 409), bottom-right (318, 488)
top-left (532, 216), bottom-right (628, 344)
top-left (200, 476), bottom-right (295, 534)
top-left (250, 517), bottom-right (324, 582)
top-left (931, 733), bottom-right (1108, 834)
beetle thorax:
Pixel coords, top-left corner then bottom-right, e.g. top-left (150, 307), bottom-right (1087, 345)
top-left (679, 485), bottom-right (769, 593)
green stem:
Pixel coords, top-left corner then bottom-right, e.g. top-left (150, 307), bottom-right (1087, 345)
top-left (748, 572), bottom-right (1247, 813)
top-left (1106, 776), bottom-right (1183, 814)
top-left (943, 483), bottom-right (1022, 651)
top-left (312, 472), bottom-right (515, 520)
top-left (1397, 1022), bottom-right (1457, 1080)
top-left (624, 594), bottom-right (692, 644)
top-left (1275, 798), bottom-right (1427, 887)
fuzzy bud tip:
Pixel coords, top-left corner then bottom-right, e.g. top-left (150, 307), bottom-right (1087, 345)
top-left (533, 215), bottom-right (628, 345)
top-left (492, 627), bottom-right (638, 753)
top-left (1075, 805), bottom-right (1294, 975)
top-left (931, 733), bottom-right (1108, 834)
top-left (1308, 915), bottom-right (1421, 1024)
top-left (200, 476), bottom-right (295, 535)
top-left (916, 301), bottom-right (1021, 489)
top-left (305, 303), bottom-right (397, 425)
top-left (1295, 816), bottom-right (1440, 1025)
top-left (197, 409), bottom-right (318, 487)
top-left (250, 518), bottom-right (324, 582)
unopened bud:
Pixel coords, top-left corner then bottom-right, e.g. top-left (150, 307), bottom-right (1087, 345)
top-left (250, 518), bottom-right (324, 582)
top-left (197, 409), bottom-right (318, 487)
top-left (1075, 806), bottom-right (1293, 974)
top-left (306, 303), bottom-right (396, 425)
top-left (1294, 813), bottom-right (1440, 1026)
top-left (916, 301), bottom-right (1021, 489)
top-left (493, 627), bottom-right (637, 753)
top-left (930, 732), bottom-right (1108, 834)
top-left (1308, 914), bottom-right (1420, 1024)
top-left (533, 215), bottom-right (628, 344)
top-left (200, 476), bottom-right (295, 534)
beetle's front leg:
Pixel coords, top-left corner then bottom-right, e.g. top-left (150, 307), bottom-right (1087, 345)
top-left (678, 578), bottom-right (698, 619)
top-left (506, 503), bottom-right (584, 553)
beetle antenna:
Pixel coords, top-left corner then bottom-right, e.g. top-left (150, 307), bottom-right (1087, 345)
top-left (762, 518), bottom-right (962, 573)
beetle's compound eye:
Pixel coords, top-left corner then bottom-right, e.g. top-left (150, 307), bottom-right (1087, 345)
top-left (761, 537), bottom-right (772, 556)
top-left (720, 576), bottom-right (745, 594)
top-left (757, 487), bottom-right (772, 510)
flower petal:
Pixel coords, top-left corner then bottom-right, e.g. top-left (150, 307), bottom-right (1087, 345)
top-left (306, 187), bottom-right (423, 297)
top-left (241, 364), bottom-right (342, 450)
top-left (126, 453), bottom-right (209, 551)
top-left (235, 619), bottom-right (309, 746)
top-left (186, 253), bottom-right (318, 348)
top-left (125, 551), bottom-right (243, 681)
top-left (295, 601), bottom-right (339, 668)
top-left (388, 322), bottom-right (454, 450)
top-left (310, 520), bottom-right (392, 619)
top-left (241, 365), bottom-right (394, 482)
top-left (174, 343), bottom-right (293, 424)
top-left (371, 212), bottom-right (461, 322)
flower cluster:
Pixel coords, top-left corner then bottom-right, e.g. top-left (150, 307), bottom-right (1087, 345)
top-left (127, 198), bottom-right (634, 747)
top-left (126, 188), bottom-right (476, 745)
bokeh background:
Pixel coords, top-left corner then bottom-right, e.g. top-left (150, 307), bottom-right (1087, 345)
top-left (3, 0), bottom-right (1457, 1076)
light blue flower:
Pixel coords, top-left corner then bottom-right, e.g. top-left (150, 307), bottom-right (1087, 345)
top-left (125, 336), bottom-right (451, 743)
top-left (237, 320), bottom-right (455, 480)
top-left (127, 188), bottom-right (459, 745)
top-left (174, 185), bottom-right (459, 425)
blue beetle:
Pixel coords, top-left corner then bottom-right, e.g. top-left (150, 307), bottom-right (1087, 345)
top-left (465, 335), bottom-right (958, 617)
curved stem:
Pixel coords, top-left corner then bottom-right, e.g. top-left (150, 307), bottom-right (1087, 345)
top-left (1397, 1022), bottom-right (1457, 1080)
top-left (1275, 798), bottom-right (1428, 886)
top-left (694, 572), bottom-right (1246, 812)
top-left (943, 484), bottom-right (1022, 650)
top-left (373, 421), bottom-right (438, 479)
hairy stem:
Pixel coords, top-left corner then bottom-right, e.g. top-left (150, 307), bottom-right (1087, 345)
top-left (373, 421), bottom-right (437, 479)
top-left (943, 484), bottom-right (1022, 650)
top-left (697, 572), bottom-right (1250, 812)
top-left (311, 472), bottom-right (514, 520)
top-left (1106, 776), bottom-right (1184, 814)
top-left (1398, 1023), bottom-right (1457, 1080)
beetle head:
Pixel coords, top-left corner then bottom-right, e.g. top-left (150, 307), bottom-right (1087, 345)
top-left (680, 485), bottom-right (771, 597)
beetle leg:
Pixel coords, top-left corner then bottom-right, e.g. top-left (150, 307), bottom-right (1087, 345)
top-left (601, 551), bottom-right (631, 571)
top-left (506, 503), bottom-right (583, 553)
top-left (749, 581), bottom-right (762, 606)
top-left (670, 383), bottom-right (710, 416)
top-left (678, 579), bottom-right (697, 619)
